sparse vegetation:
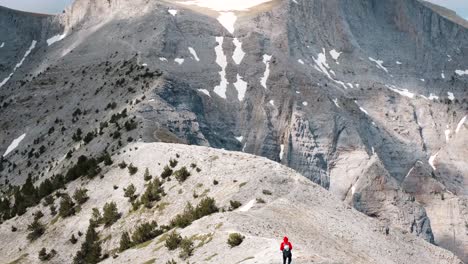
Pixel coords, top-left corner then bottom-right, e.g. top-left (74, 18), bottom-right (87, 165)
top-left (174, 167), bottom-right (190, 183)
top-left (128, 163), bottom-right (138, 175)
top-left (160, 165), bottom-right (173, 179)
top-left (131, 221), bottom-right (164, 245)
top-left (165, 231), bottom-right (182, 250)
top-left (227, 233), bottom-right (245, 248)
top-left (27, 219), bottom-right (45, 241)
top-left (73, 188), bottom-right (89, 205)
top-left (119, 232), bottom-right (132, 252)
top-left (170, 197), bottom-right (219, 228)
top-left (229, 200), bottom-right (242, 211)
top-left (38, 248), bottom-right (56, 261)
top-left (179, 237), bottom-right (194, 260)
top-left (169, 159), bottom-right (178, 168)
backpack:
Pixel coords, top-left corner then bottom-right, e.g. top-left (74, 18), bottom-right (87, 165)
top-left (283, 243), bottom-right (291, 256)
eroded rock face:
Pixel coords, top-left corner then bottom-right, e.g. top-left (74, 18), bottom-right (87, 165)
top-left (0, 0), bottom-right (467, 260)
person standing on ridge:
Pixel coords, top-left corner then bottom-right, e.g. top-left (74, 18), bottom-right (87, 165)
top-left (280, 236), bottom-right (293, 264)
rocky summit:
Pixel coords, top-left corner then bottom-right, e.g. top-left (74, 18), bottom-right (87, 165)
top-left (0, 0), bottom-right (466, 263)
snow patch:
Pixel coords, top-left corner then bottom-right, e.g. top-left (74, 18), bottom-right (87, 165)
top-left (444, 129), bottom-right (451, 142)
top-left (0, 42), bottom-right (4, 48)
top-left (159, 57), bottom-right (168, 62)
top-left (302, 101), bottom-right (308, 106)
top-left (279, 144), bottom-right (285, 161)
top-left (232, 38), bottom-right (245, 65)
top-left (213, 37), bottom-right (228, 99)
top-left (269, 100), bottom-right (275, 106)
top-left (429, 152), bottom-right (439, 171)
top-left (329, 49), bottom-right (342, 62)
top-left (217, 12), bottom-right (237, 34)
top-left (47, 33), bottom-right (66, 46)
top-left (396, 61), bottom-right (402, 65)
top-left (455, 115), bottom-right (466, 134)
top-left (355, 101), bottom-right (369, 115)
top-left (368, 57), bottom-right (388, 73)
top-left (298, 59), bottom-right (304, 64)
top-left (385, 85), bottom-right (415, 99)
top-left (447, 92), bottom-right (455, 101)
top-left (188, 47), bottom-right (200, 61)
top-left (455, 70), bottom-right (468, 76)
top-left (260, 54), bottom-right (272, 89)
top-left (0, 40), bottom-right (37, 88)
top-left (168, 9), bottom-right (178, 16)
top-left (198, 89), bottom-right (210, 97)
top-left (235, 136), bottom-right (244, 142)
top-left (234, 74), bottom-right (248, 101)
top-left (179, 0), bottom-right (274, 11)
top-left (441, 72), bottom-right (445, 79)
top-left (3, 133), bottom-right (26, 157)
top-left (428, 93), bottom-right (439, 100)
top-left (333, 98), bottom-right (340, 108)
top-left (174, 58), bottom-right (185, 65)
top-left (239, 199), bottom-right (255, 212)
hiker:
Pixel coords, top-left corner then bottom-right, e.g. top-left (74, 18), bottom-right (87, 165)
top-left (280, 236), bottom-right (293, 264)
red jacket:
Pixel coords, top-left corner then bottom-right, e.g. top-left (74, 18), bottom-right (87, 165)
top-left (280, 236), bottom-right (293, 251)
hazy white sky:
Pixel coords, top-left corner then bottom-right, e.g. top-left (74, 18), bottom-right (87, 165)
top-left (0, 0), bottom-right (466, 18)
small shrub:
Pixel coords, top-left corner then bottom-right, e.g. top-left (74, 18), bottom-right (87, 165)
top-left (73, 188), bottom-right (89, 205)
top-left (131, 221), bottom-right (162, 245)
top-left (166, 260), bottom-right (177, 264)
top-left (38, 248), bottom-right (56, 261)
top-left (143, 168), bottom-right (152, 181)
top-left (33, 210), bottom-right (44, 221)
top-left (70, 234), bottom-right (78, 244)
top-left (179, 237), bottom-right (194, 260)
top-left (128, 163), bottom-right (138, 175)
top-left (227, 233), bottom-right (244, 248)
top-left (27, 219), bottom-right (45, 241)
top-left (118, 161), bottom-right (128, 169)
top-left (119, 232), bottom-right (132, 252)
top-left (229, 200), bottom-right (242, 211)
top-left (169, 159), bottom-right (178, 168)
top-left (256, 198), bottom-right (265, 204)
top-left (262, 189), bottom-right (272, 195)
top-left (174, 167), bottom-right (190, 183)
top-left (160, 165), bottom-right (173, 179)
top-left (165, 231), bottom-right (182, 250)
top-left (213, 180), bottom-right (219, 185)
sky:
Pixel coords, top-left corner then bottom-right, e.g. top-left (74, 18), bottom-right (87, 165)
top-left (0, 0), bottom-right (466, 18)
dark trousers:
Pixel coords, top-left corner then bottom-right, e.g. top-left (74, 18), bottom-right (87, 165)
top-left (283, 253), bottom-right (292, 264)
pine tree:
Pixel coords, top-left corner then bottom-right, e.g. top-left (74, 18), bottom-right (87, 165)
top-left (102, 202), bottom-right (119, 227)
top-left (73, 222), bottom-right (101, 264)
top-left (59, 194), bottom-right (75, 218)
top-left (123, 184), bottom-right (137, 202)
top-left (143, 168), bottom-right (152, 181)
top-left (119, 232), bottom-right (132, 252)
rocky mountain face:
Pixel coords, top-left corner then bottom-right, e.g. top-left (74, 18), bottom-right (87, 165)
top-left (0, 0), bottom-right (467, 262)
